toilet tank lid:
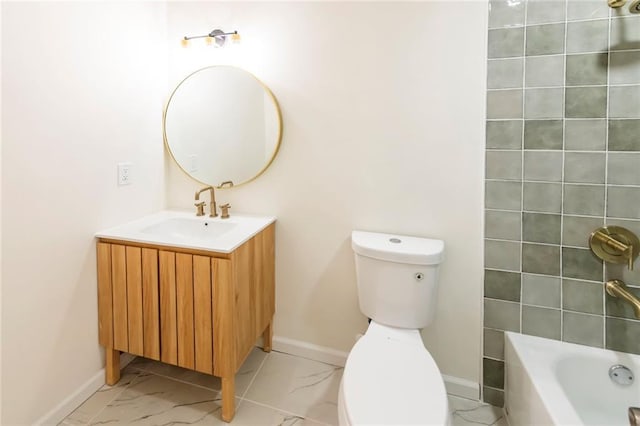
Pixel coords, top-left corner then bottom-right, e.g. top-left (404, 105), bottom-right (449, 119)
top-left (352, 230), bottom-right (444, 265)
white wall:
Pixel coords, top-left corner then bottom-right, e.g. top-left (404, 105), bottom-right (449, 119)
top-left (166, 2), bottom-right (488, 386)
top-left (1, 2), bottom-right (167, 423)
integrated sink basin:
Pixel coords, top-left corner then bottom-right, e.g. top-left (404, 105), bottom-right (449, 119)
top-left (95, 210), bottom-right (276, 253)
top-left (141, 218), bottom-right (237, 241)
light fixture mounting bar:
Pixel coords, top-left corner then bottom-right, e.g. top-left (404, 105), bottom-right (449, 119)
top-left (183, 29), bottom-right (238, 41)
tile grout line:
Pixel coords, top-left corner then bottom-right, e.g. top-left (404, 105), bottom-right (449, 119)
top-left (488, 13), bottom-right (632, 30)
top-left (82, 369), bottom-right (146, 426)
top-left (237, 397), bottom-right (334, 426)
top-left (73, 352), bottom-right (342, 426)
top-left (238, 350), bottom-right (270, 403)
top-left (237, 351), bottom-right (339, 425)
top-left (484, 267), bottom-right (613, 285)
top-left (487, 48), bottom-right (640, 61)
top-left (486, 207), bottom-right (640, 220)
top-left (487, 117), bottom-right (638, 121)
top-left (124, 364), bottom-right (224, 395)
top-left (517, 0), bottom-right (529, 358)
top-left (488, 82), bottom-right (640, 91)
top-left (488, 150), bottom-right (640, 154)
top-left (487, 236), bottom-right (597, 250)
top-left (602, 1), bottom-right (613, 350)
top-left (488, 48), bottom-right (640, 61)
top-left (488, 178), bottom-right (640, 189)
top-left (559, 0), bottom-right (570, 343)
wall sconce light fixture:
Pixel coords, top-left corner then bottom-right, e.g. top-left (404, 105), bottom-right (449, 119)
top-left (181, 29), bottom-right (240, 48)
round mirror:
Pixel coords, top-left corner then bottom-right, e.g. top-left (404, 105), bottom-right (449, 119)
top-left (163, 66), bottom-right (282, 187)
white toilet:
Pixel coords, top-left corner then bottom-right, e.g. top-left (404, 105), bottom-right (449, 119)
top-left (338, 230), bottom-right (449, 426)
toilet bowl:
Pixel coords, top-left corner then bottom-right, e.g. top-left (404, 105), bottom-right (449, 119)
top-left (338, 230), bottom-right (449, 425)
top-left (338, 321), bottom-right (449, 425)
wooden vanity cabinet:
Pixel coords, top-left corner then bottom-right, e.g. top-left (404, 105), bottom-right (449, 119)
top-left (96, 224), bottom-right (275, 422)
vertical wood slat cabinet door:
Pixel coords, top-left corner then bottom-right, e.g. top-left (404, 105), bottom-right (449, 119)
top-left (97, 243), bottom-right (113, 348)
top-left (232, 240), bottom-right (255, 367)
top-left (142, 248), bottom-right (160, 360)
top-left (159, 251), bottom-right (177, 365)
top-left (213, 258), bottom-right (235, 379)
top-left (176, 253), bottom-right (195, 370)
top-left (256, 224), bottom-right (276, 332)
top-left (126, 247), bottom-right (144, 356)
top-left (111, 245), bottom-right (129, 352)
top-left (252, 231), bottom-right (265, 334)
top-left (193, 255), bottom-right (213, 374)
top-left (262, 224), bottom-right (276, 328)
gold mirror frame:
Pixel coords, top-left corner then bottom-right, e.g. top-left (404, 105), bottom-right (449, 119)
top-left (163, 65), bottom-right (283, 188)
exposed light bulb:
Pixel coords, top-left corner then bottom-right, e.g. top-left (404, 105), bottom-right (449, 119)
top-left (231, 33), bottom-right (241, 43)
top-left (205, 36), bottom-right (214, 45)
top-left (181, 38), bottom-right (189, 48)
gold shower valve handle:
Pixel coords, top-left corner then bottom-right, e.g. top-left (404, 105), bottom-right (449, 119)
top-left (589, 226), bottom-right (640, 271)
top-left (608, 0), bottom-right (627, 7)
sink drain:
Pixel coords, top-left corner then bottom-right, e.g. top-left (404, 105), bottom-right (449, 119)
top-left (610, 365), bottom-right (634, 386)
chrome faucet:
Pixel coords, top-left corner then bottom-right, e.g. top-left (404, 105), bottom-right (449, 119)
top-left (195, 186), bottom-right (217, 218)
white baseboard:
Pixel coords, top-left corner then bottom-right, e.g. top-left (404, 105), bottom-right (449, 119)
top-left (35, 352), bottom-right (135, 425)
top-left (270, 335), bottom-right (480, 401)
top-left (442, 374), bottom-right (480, 400)
top-left (272, 335), bottom-right (349, 367)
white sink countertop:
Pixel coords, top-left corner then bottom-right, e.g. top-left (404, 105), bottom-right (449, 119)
top-left (95, 210), bottom-right (276, 253)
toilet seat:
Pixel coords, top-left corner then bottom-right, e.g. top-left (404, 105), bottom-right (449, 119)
top-left (340, 322), bottom-right (449, 425)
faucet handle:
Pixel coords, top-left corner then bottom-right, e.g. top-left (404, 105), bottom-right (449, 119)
top-left (220, 203), bottom-right (231, 219)
top-left (590, 226), bottom-right (640, 271)
top-left (194, 201), bottom-right (206, 217)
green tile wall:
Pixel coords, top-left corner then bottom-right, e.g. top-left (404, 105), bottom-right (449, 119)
top-left (484, 0), bottom-right (640, 407)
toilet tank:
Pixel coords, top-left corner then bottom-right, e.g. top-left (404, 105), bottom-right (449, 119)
top-left (351, 230), bottom-right (445, 329)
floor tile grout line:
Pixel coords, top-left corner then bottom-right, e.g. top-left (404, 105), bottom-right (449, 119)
top-left (64, 352), bottom-right (342, 426)
top-left (238, 397), bottom-right (334, 426)
top-left (124, 364), bottom-right (224, 396)
top-left (82, 369), bottom-right (146, 426)
top-left (239, 351), bottom-right (343, 425)
top-left (238, 351), bottom-right (270, 402)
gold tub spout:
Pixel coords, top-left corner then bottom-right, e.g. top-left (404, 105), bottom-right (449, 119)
top-left (605, 279), bottom-right (640, 319)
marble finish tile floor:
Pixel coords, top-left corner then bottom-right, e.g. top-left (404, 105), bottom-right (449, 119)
top-left (60, 349), bottom-right (506, 426)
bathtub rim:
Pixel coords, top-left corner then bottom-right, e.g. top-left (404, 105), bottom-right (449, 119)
top-left (504, 331), bottom-right (595, 425)
top-left (505, 331), bottom-right (640, 426)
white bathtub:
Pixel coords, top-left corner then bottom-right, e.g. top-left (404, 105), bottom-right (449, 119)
top-left (505, 332), bottom-right (640, 426)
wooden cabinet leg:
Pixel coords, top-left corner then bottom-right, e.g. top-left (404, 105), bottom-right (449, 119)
top-left (105, 348), bottom-right (120, 386)
top-left (221, 376), bottom-right (235, 422)
top-left (262, 320), bottom-right (273, 353)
